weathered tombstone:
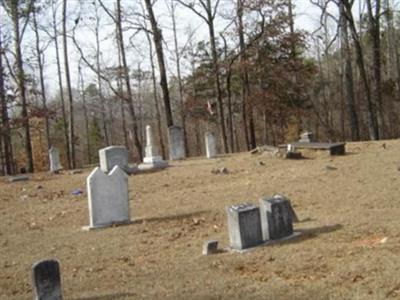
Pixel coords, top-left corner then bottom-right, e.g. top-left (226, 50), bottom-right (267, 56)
top-left (205, 132), bottom-right (217, 159)
top-left (259, 195), bottom-right (293, 241)
top-left (49, 147), bottom-right (62, 173)
top-left (139, 125), bottom-right (168, 170)
top-left (299, 131), bottom-right (315, 143)
top-left (227, 203), bottom-right (263, 250)
top-left (202, 240), bottom-right (218, 255)
top-left (84, 165), bottom-right (130, 230)
top-left (32, 259), bottom-right (63, 300)
top-left (99, 146), bottom-right (129, 173)
top-left (168, 126), bottom-right (185, 160)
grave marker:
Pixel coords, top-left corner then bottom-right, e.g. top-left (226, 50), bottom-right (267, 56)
top-left (202, 240), bottom-right (218, 255)
top-left (205, 132), bottom-right (217, 159)
top-left (259, 195), bottom-right (293, 241)
top-left (32, 259), bottom-right (63, 300)
top-left (49, 147), bottom-right (62, 173)
top-left (139, 125), bottom-right (168, 170)
top-left (99, 146), bottom-right (129, 173)
top-left (84, 166), bottom-right (130, 230)
top-left (168, 126), bottom-right (185, 160)
top-left (227, 203), bottom-right (263, 250)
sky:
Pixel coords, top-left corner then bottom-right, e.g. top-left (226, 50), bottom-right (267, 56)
top-left (0, 0), bottom-right (396, 97)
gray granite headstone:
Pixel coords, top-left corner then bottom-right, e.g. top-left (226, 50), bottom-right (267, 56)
top-left (227, 203), bottom-right (263, 250)
top-left (205, 132), bottom-right (217, 159)
top-left (49, 147), bottom-right (62, 173)
top-left (84, 166), bottom-right (130, 230)
top-left (99, 146), bottom-right (129, 173)
top-left (32, 259), bottom-right (63, 300)
top-left (168, 126), bottom-right (185, 160)
top-left (259, 195), bottom-right (293, 241)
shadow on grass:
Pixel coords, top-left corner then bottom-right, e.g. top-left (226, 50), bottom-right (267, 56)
top-left (133, 209), bottom-right (211, 224)
top-left (71, 292), bottom-right (135, 300)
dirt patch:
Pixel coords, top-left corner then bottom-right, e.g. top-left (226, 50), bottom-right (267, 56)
top-left (1, 140), bottom-right (400, 299)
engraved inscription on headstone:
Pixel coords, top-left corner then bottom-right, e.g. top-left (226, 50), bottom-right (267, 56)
top-left (259, 195), bottom-right (293, 241)
top-left (227, 203), bottom-right (263, 250)
top-left (85, 166), bottom-right (130, 229)
top-left (49, 147), bottom-right (62, 173)
top-left (205, 132), bottom-right (217, 159)
top-left (32, 259), bottom-right (63, 300)
top-left (99, 146), bottom-right (129, 173)
top-left (168, 126), bottom-right (185, 160)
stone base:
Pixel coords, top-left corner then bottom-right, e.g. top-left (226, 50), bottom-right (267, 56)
top-left (143, 156), bottom-right (163, 164)
top-left (8, 175), bottom-right (30, 182)
top-left (82, 220), bottom-right (133, 231)
top-left (228, 232), bottom-right (302, 253)
top-left (138, 160), bottom-right (168, 171)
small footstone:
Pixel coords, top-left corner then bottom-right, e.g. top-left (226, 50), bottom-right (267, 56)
top-left (227, 203), bottom-right (263, 250)
top-left (32, 259), bottom-right (63, 300)
top-left (202, 240), bottom-right (218, 255)
top-left (9, 175), bottom-right (30, 182)
top-left (259, 195), bottom-right (293, 241)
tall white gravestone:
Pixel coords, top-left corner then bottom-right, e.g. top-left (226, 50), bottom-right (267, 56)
top-left (99, 146), bottom-right (129, 173)
top-left (205, 132), bottom-right (217, 159)
top-left (139, 125), bottom-right (168, 170)
top-left (83, 166), bottom-right (130, 230)
top-left (168, 126), bottom-right (185, 160)
top-left (49, 147), bottom-right (62, 173)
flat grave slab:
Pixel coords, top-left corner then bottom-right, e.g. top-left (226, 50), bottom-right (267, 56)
top-left (279, 142), bottom-right (346, 155)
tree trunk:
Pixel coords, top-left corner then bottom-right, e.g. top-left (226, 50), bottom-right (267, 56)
top-left (32, 6), bottom-right (51, 150)
top-left (170, 0), bottom-right (188, 156)
top-left (342, 0), bottom-right (379, 140)
top-left (366, 0), bottom-right (384, 138)
top-left (340, 2), bottom-right (360, 141)
top-left (237, 0), bottom-right (251, 150)
top-left (94, 0), bottom-right (109, 146)
top-left (116, 0), bottom-right (142, 160)
top-left (144, 0), bottom-right (174, 128)
top-left (206, 0), bottom-right (228, 153)
top-left (52, 0), bottom-right (71, 168)
top-left (0, 30), bottom-right (14, 175)
top-left (62, 0), bottom-right (76, 168)
top-left (11, 0), bottom-right (34, 173)
top-left (78, 62), bottom-right (91, 165)
top-left (145, 29), bottom-right (166, 158)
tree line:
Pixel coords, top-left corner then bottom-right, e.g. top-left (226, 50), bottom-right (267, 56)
top-left (0, 0), bottom-right (399, 174)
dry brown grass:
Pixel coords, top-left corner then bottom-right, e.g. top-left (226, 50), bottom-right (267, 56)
top-left (1, 140), bottom-right (400, 300)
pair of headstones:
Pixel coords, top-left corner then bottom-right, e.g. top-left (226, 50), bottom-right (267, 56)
top-left (227, 195), bottom-right (296, 250)
top-left (299, 131), bottom-right (315, 143)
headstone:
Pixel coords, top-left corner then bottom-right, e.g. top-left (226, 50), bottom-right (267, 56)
top-left (299, 131), bottom-right (315, 143)
top-left (32, 259), bottom-right (63, 300)
top-left (168, 126), bottom-right (185, 160)
top-left (84, 166), bottom-right (130, 230)
top-left (227, 203), bottom-right (263, 250)
top-left (99, 146), bottom-right (129, 173)
top-left (202, 240), bottom-right (218, 255)
top-left (205, 132), bottom-right (217, 159)
top-left (259, 195), bottom-right (293, 241)
top-left (139, 125), bottom-right (168, 170)
top-left (8, 175), bottom-right (30, 182)
top-left (49, 147), bottom-right (62, 173)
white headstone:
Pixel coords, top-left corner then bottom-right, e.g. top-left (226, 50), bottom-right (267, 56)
top-left (99, 146), bottom-right (128, 173)
top-left (49, 147), bottom-right (62, 173)
top-left (168, 126), bottom-right (185, 160)
top-left (139, 125), bottom-right (168, 170)
top-left (205, 132), bottom-right (217, 159)
top-left (84, 166), bottom-right (130, 229)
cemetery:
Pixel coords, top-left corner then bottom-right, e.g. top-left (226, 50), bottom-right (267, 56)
top-left (1, 139), bottom-right (399, 299)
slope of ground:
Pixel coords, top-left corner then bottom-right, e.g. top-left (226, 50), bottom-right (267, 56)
top-left (1, 140), bottom-right (400, 300)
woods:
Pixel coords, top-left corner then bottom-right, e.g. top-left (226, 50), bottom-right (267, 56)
top-left (0, 0), bottom-right (399, 174)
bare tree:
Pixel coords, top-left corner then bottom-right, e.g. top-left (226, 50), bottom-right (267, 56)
top-left (177, 0), bottom-right (229, 153)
